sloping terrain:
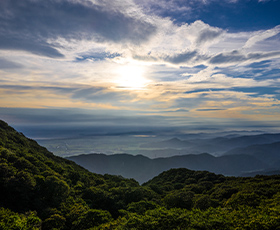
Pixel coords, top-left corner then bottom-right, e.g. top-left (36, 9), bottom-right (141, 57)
top-left (0, 120), bottom-right (145, 229)
top-left (1, 119), bottom-right (280, 230)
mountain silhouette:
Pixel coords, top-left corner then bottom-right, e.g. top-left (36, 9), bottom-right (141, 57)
top-left (67, 152), bottom-right (267, 183)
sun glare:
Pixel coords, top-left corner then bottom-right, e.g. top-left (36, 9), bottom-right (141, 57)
top-left (115, 65), bottom-right (150, 89)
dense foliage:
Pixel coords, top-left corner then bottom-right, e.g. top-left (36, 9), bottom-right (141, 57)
top-left (1, 120), bottom-right (280, 229)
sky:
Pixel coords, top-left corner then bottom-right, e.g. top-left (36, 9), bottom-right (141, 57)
top-left (1, 0), bottom-right (280, 138)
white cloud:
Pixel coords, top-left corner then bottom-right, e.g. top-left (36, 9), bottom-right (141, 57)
top-left (0, 0), bottom-right (280, 125)
top-left (243, 25), bottom-right (280, 49)
top-left (0, 0), bottom-right (157, 58)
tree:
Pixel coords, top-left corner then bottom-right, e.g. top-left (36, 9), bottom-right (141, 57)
top-left (163, 191), bottom-right (194, 209)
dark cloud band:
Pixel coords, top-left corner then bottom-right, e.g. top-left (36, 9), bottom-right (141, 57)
top-left (0, 0), bottom-right (156, 57)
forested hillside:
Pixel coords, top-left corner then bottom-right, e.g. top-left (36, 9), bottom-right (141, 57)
top-left (1, 120), bottom-right (280, 229)
top-left (0, 120), bottom-right (144, 229)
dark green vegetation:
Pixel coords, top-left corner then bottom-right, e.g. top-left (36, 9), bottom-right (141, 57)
top-left (1, 120), bottom-right (280, 229)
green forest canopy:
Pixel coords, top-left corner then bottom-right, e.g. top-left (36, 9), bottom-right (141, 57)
top-left (1, 119), bottom-right (280, 229)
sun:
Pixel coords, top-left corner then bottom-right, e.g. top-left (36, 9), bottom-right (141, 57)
top-left (114, 65), bottom-right (150, 89)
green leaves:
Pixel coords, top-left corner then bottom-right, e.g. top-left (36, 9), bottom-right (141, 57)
top-left (163, 191), bottom-right (194, 209)
top-left (2, 120), bottom-right (280, 229)
top-left (0, 208), bottom-right (41, 230)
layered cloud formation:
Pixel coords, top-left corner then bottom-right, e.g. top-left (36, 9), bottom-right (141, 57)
top-left (0, 0), bottom-right (280, 135)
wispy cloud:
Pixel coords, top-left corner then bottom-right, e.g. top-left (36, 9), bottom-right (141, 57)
top-left (243, 25), bottom-right (280, 49)
top-left (0, 58), bottom-right (22, 69)
top-left (209, 50), bottom-right (280, 65)
top-left (0, 0), bottom-right (280, 133)
top-left (0, 0), bottom-right (156, 57)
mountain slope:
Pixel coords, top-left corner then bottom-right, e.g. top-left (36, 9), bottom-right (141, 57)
top-left (0, 120), bottom-right (145, 229)
top-left (2, 120), bottom-right (280, 229)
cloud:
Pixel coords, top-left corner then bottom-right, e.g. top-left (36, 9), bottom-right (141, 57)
top-left (243, 26), bottom-right (280, 49)
top-left (196, 108), bottom-right (225, 111)
top-left (133, 48), bottom-right (280, 67)
top-left (0, 37), bottom-right (64, 58)
top-left (133, 38), bottom-right (280, 67)
top-left (134, 0), bottom-right (192, 16)
top-left (132, 50), bottom-right (202, 65)
top-left (180, 20), bottom-right (225, 48)
top-left (0, 84), bottom-right (77, 94)
top-left (209, 50), bottom-right (280, 64)
top-left (175, 89), bottom-right (280, 117)
top-left (209, 50), bottom-right (246, 64)
top-left (0, 58), bottom-right (22, 69)
top-left (164, 51), bottom-right (198, 64)
top-left (71, 86), bottom-right (130, 104)
top-left (0, 0), bottom-right (156, 57)
top-left (196, 27), bottom-right (224, 45)
top-left (0, 82), bottom-right (139, 109)
top-left (0, 0), bottom-right (280, 133)
top-left (130, 20), bottom-right (225, 64)
top-left (3, 0), bottom-right (276, 70)
top-left (0, 107), bottom-right (187, 138)
top-left (75, 52), bottom-right (121, 62)
top-left (186, 70), bottom-right (277, 89)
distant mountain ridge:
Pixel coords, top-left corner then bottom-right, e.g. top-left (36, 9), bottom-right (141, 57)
top-left (68, 133), bottom-right (280, 183)
top-left (140, 137), bottom-right (191, 149)
top-left (67, 152), bottom-right (267, 183)
top-left (224, 141), bottom-right (280, 163)
top-left (138, 133), bottom-right (280, 157)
